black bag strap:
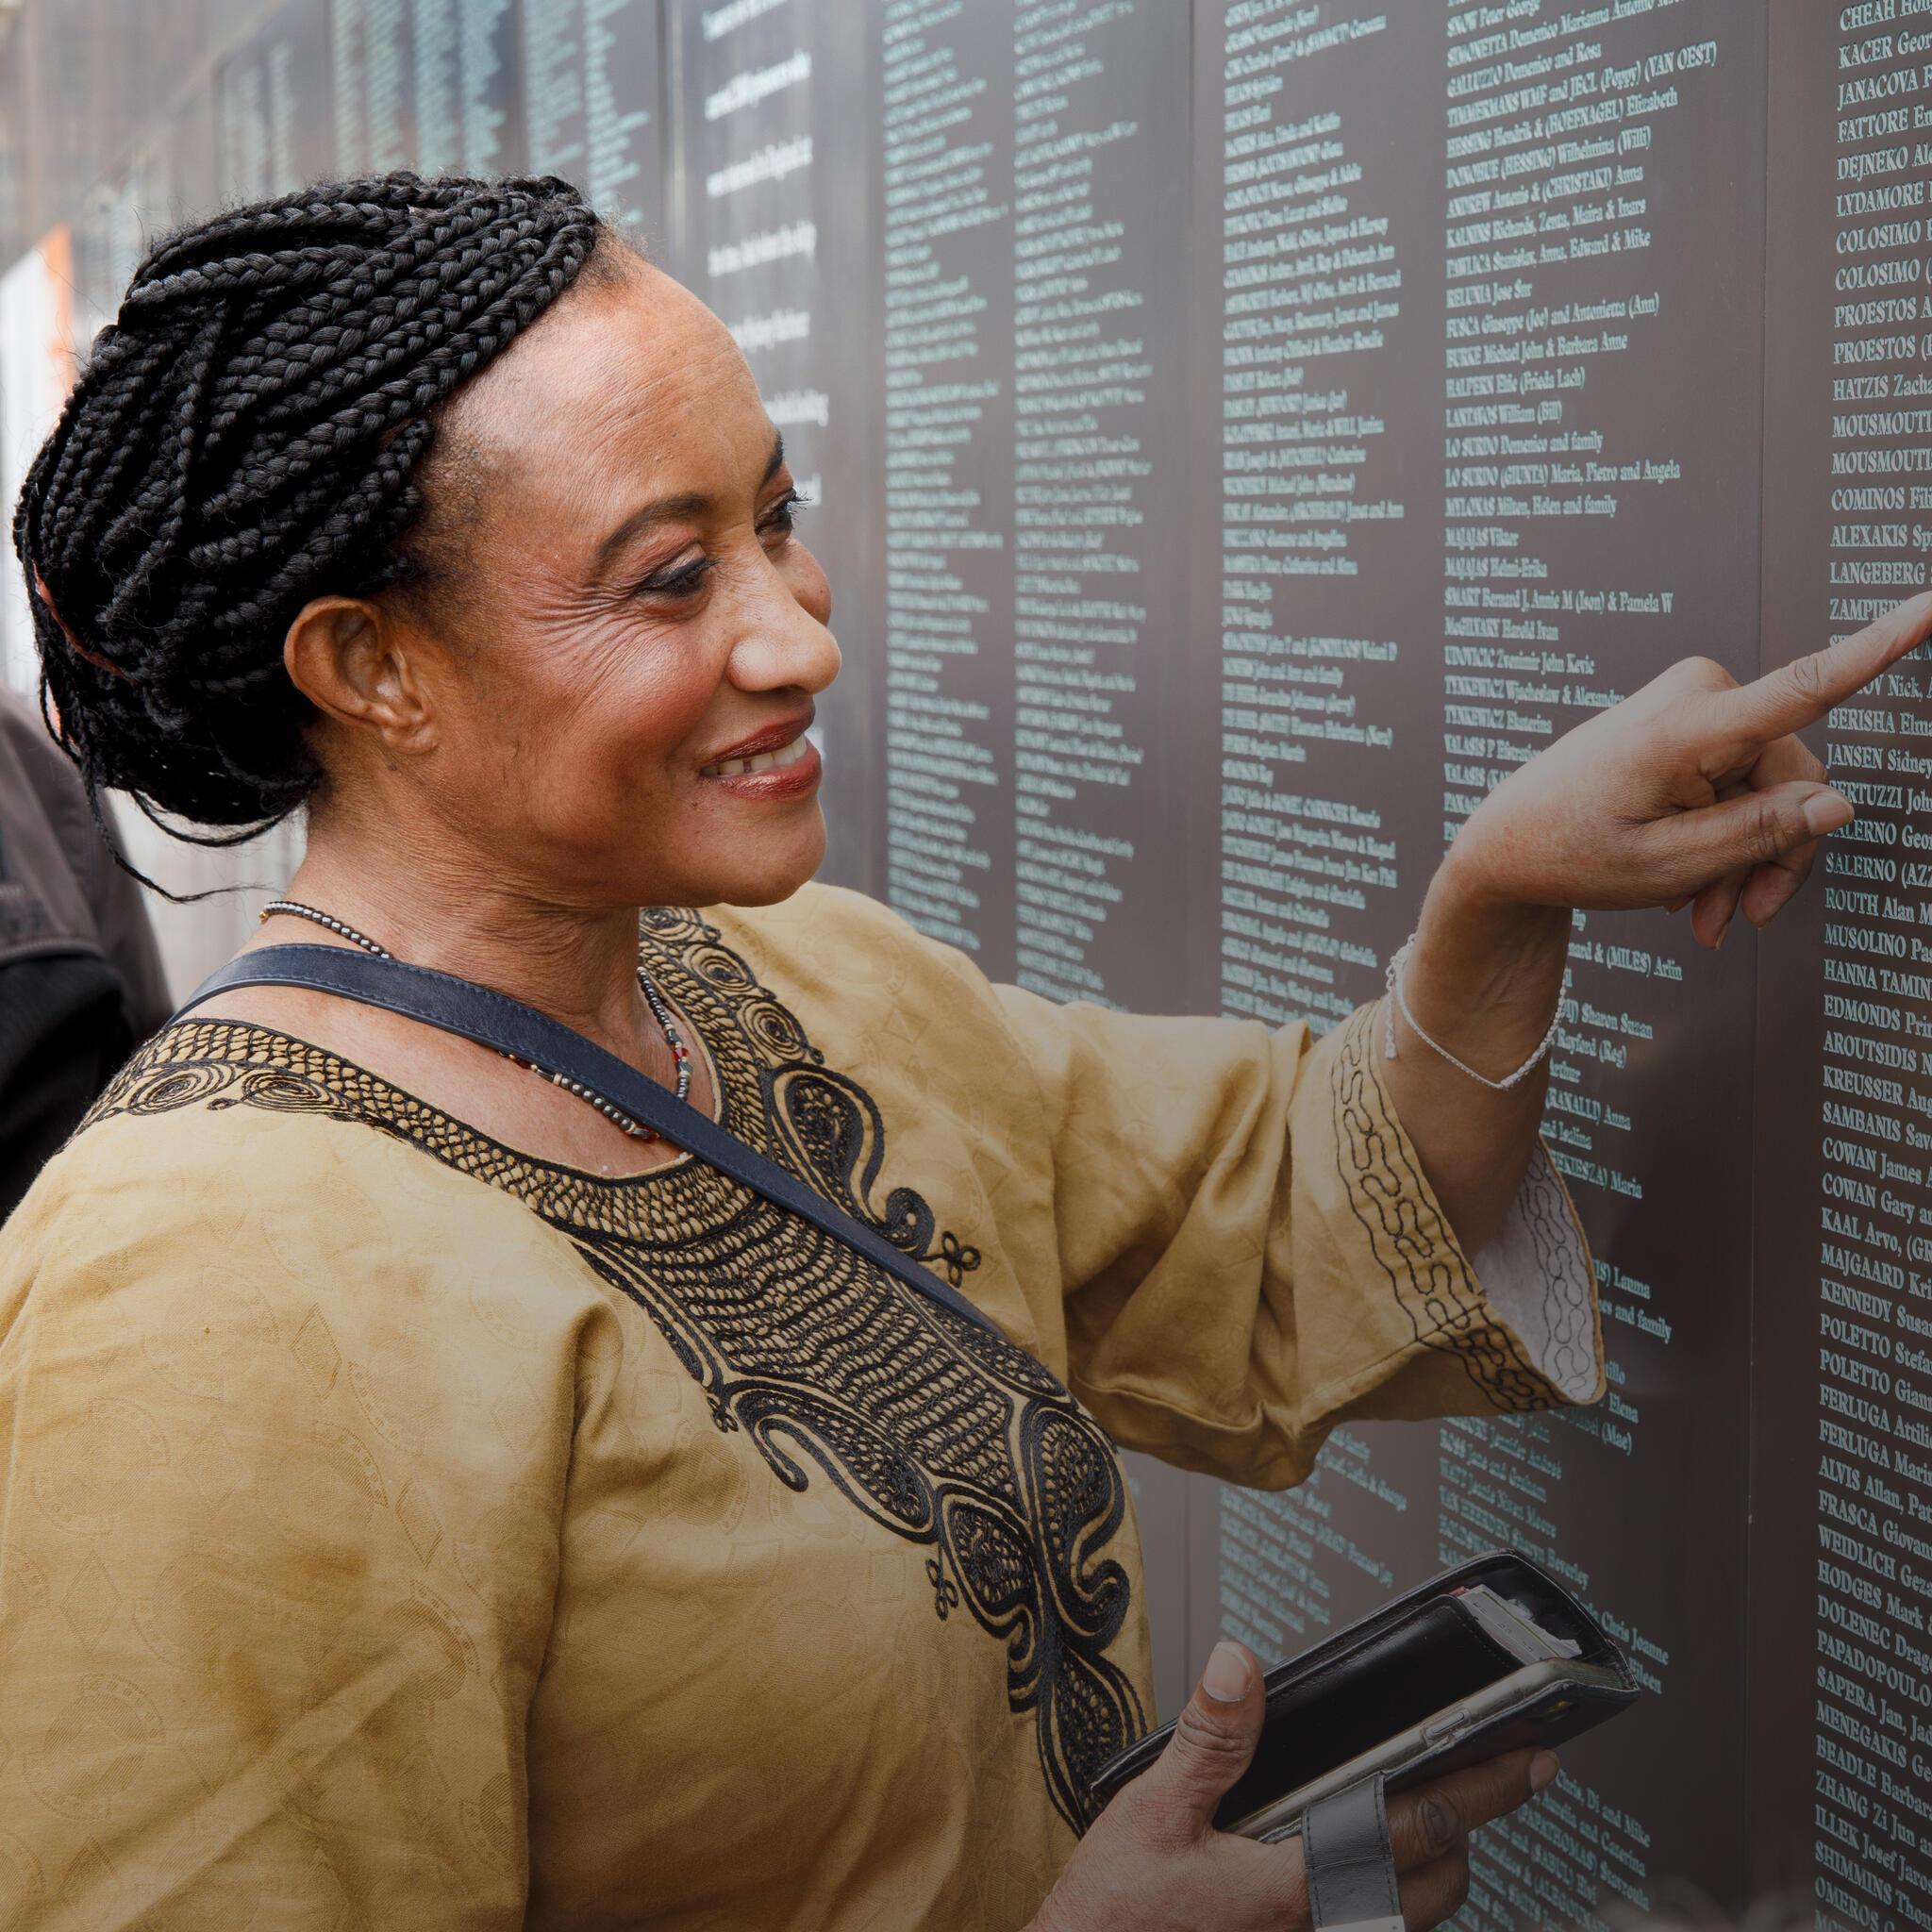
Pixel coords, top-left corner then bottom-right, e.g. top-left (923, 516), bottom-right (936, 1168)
top-left (174, 943), bottom-right (1004, 1339)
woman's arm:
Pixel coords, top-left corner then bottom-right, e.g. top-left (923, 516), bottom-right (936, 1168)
top-left (1383, 592), bottom-right (1932, 1255)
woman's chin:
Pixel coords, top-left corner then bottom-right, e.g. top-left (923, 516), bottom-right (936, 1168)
top-left (691, 814), bottom-right (827, 908)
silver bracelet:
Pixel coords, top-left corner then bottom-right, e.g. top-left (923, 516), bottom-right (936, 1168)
top-left (1380, 933), bottom-right (1570, 1092)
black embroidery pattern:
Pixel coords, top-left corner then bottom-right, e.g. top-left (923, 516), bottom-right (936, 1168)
top-left (1328, 1002), bottom-right (1558, 1410)
top-left (85, 907), bottom-right (1144, 1829)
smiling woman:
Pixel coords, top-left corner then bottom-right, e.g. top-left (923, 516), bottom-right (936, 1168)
top-left (0, 172), bottom-right (1924, 1932)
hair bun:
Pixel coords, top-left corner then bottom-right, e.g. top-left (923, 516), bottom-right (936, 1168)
top-left (11, 171), bottom-right (603, 843)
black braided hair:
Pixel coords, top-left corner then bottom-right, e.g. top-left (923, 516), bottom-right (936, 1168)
top-left (11, 171), bottom-right (613, 850)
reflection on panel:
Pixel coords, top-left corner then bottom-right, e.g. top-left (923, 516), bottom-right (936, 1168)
top-left (413, 0), bottom-right (520, 175)
top-left (332, 0), bottom-right (416, 175)
top-left (523, 0), bottom-right (661, 237)
top-left (217, 2), bottom-right (334, 202)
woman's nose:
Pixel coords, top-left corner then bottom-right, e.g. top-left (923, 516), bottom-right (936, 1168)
top-left (728, 600), bottom-right (841, 696)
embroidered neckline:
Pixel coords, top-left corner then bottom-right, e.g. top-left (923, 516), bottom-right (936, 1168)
top-left (92, 908), bottom-right (802, 1240)
top-left (83, 900), bottom-right (1148, 1826)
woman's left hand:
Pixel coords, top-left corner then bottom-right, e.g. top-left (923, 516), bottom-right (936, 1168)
top-left (1388, 591), bottom-right (1932, 1259)
top-left (1440, 589), bottom-right (1932, 950)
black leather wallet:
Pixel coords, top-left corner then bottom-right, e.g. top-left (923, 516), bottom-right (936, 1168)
top-left (1087, 1549), bottom-right (1640, 1840)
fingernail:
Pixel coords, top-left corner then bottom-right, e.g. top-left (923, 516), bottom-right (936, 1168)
top-left (1201, 1641), bottom-right (1249, 1704)
top-left (1712, 921), bottom-right (1727, 950)
top-left (1805, 791), bottom-right (1855, 838)
top-left (1529, 1751), bottom-right (1559, 1793)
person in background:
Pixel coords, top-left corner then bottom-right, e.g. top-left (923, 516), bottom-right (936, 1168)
top-left (0, 682), bottom-right (170, 1218)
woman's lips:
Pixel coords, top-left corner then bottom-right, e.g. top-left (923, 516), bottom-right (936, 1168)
top-left (698, 705), bottom-right (816, 771)
top-left (698, 729), bottom-right (822, 799)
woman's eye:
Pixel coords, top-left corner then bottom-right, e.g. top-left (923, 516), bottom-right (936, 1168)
top-left (758, 488), bottom-right (811, 543)
top-left (635, 554), bottom-right (716, 599)
top-left (629, 492), bottom-right (810, 597)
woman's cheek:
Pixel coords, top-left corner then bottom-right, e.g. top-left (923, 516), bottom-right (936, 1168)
top-left (548, 614), bottom-right (724, 766)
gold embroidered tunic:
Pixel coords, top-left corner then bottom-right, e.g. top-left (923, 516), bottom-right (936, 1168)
top-left (0, 882), bottom-right (1601, 1930)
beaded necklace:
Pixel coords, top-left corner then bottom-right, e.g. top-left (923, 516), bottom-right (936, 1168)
top-left (258, 899), bottom-right (691, 1141)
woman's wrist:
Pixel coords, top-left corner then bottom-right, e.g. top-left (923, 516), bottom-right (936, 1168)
top-left (1404, 841), bottom-right (1573, 1080)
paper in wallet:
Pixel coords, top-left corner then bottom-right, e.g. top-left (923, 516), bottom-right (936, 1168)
top-left (1086, 1549), bottom-right (1640, 1840)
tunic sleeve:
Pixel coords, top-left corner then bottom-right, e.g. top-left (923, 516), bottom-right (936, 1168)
top-left (987, 987), bottom-right (1605, 1491)
top-left (0, 1109), bottom-right (598, 1927)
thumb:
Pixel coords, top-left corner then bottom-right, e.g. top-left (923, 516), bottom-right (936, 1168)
top-left (1141, 1640), bottom-right (1264, 1835)
top-left (1648, 779), bottom-right (1853, 897)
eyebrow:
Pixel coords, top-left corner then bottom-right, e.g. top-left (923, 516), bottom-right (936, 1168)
top-left (590, 430), bottom-right (788, 576)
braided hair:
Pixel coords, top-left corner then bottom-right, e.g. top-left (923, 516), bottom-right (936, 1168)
top-left (11, 171), bottom-right (612, 852)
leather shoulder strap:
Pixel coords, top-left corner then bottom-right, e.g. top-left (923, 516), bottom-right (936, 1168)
top-left (1303, 1773), bottom-right (1404, 1932)
top-left (174, 944), bottom-right (1004, 1339)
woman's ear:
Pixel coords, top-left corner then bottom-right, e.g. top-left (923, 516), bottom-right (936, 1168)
top-left (283, 596), bottom-right (442, 755)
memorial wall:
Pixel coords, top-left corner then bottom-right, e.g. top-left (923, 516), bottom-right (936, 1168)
top-left (5, 0), bottom-right (1932, 1923)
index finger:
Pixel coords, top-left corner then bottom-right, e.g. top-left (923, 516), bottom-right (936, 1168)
top-left (1385, 1747), bottom-right (1552, 1863)
top-left (1718, 591), bottom-right (1932, 743)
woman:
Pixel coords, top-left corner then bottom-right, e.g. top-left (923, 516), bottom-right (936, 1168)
top-left (0, 173), bottom-right (1918, 1931)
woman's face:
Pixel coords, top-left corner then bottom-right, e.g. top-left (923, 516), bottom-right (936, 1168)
top-left (359, 256), bottom-right (841, 912)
